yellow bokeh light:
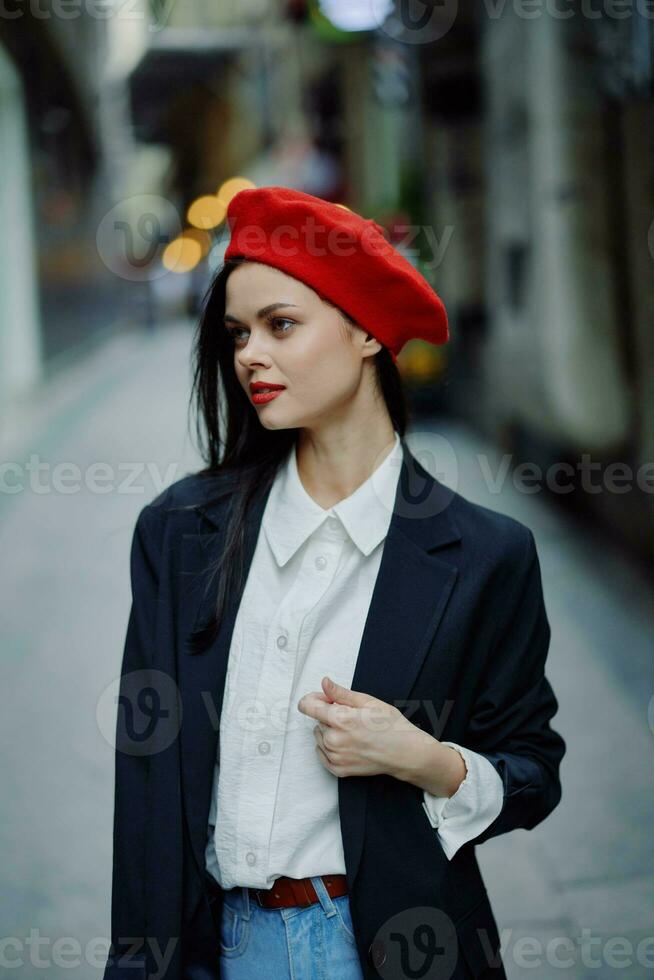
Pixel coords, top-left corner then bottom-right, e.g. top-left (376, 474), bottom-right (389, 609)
top-left (181, 227), bottom-right (212, 258)
top-left (412, 349), bottom-right (434, 380)
top-left (187, 195), bottom-right (227, 230)
top-left (400, 342), bottom-right (446, 382)
top-left (163, 235), bottom-right (202, 273)
top-left (217, 176), bottom-right (256, 207)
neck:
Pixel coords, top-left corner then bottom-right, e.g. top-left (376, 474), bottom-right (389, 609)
top-left (295, 421), bottom-right (397, 510)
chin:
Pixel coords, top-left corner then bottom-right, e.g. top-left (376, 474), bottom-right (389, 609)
top-left (258, 415), bottom-right (293, 430)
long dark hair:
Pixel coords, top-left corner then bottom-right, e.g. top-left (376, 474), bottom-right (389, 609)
top-left (183, 256), bottom-right (410, 654)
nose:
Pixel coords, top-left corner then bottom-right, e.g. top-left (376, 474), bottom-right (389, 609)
top-left (236, 329), bottom-right (272, 369)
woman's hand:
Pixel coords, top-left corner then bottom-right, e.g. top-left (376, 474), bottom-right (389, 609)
top-left (297, 676), bottom-right (466, 796)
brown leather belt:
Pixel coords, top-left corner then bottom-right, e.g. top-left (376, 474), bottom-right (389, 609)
top-left (205, 872), bottom-right (348, 910)
top-left (249, 874), bottom-right (348, 908)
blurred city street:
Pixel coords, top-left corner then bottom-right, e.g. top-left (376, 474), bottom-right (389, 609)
top-left (1, 319), bottom-right (653, 979)
top-left (2, 2), bottom-right (654, 978)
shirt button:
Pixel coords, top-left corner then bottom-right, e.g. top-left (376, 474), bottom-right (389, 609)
top-left (276, 634), bottom-right (288, 649)
top-left (246, 851), bottom-right (257, 866)
top-left (314, 555), bottom-right (327, 570)
top-left (258, 740), bottom-right (271, 755)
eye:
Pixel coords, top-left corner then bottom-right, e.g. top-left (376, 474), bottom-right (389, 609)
top-left (226, 316), bottom-right (296, 345)
top-left (270, 316), bottom-right (295, 334)
top-left (226, 326), bottom-right (247, 342)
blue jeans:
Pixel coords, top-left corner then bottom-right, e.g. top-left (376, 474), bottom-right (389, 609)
top-left (216, 875), bottom-right (365, 980)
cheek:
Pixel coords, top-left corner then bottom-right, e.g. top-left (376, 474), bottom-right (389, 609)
top-left (294, 328), bottom-right (357, 382)
top-left (291, 356), bottom-right (358, 408)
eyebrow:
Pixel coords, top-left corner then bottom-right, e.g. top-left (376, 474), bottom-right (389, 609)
top-left (223, 302), bottom-right (300, 325)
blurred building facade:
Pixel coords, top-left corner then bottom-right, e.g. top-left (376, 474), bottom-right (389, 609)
top-left (1, 0), bottom-right (652, 559)
top-left (477, 9), bottom-right (653, 558)
top-left (0, 3), bottom-right (154, 405)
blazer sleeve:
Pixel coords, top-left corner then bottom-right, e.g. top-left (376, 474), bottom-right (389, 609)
top-left (104, 503), bottom-right (164, 977)
top-left (462, 527), bottom-right (566, 847)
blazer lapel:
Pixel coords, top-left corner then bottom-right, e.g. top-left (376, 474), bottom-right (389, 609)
top-left (338, 438), bottom-right (461, 889)
top-left (176, 437), bottom-right (462, 893)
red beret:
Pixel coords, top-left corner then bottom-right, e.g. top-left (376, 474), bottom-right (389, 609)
top-left (223, 186), bottom-right (448, 362)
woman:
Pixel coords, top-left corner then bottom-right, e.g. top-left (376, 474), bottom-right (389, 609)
top-left (104, 187), bottom-right (566, 980)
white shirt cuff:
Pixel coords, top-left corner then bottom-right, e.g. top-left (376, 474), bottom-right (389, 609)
top-left (421, 741), bottom-right (504, 860)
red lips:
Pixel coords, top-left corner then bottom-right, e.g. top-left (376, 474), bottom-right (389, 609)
top-left (249, 381), bottom-right (286, 391)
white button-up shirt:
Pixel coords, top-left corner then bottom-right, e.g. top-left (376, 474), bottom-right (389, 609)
top-left (205, 431), bottom-right (503, 890)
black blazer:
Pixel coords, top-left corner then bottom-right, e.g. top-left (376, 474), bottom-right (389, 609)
top-left (103, 436), bottom-right (565, 980)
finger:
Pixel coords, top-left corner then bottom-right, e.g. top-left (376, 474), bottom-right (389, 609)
top-left (298, 693), bottom-right (336, 724)
top-left (315, 742), bottom-right (346, 777)
top-left (297, 692), bottom-right (330, 715)
top-left (322, 676), bottom-right (370, 707)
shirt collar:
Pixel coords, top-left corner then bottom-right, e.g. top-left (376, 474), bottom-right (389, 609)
top-left (262, 431), bottom-right (403, 567)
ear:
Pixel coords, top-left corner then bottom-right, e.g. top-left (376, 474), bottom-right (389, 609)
top-left (363, 332), bottom-right (382, 356)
